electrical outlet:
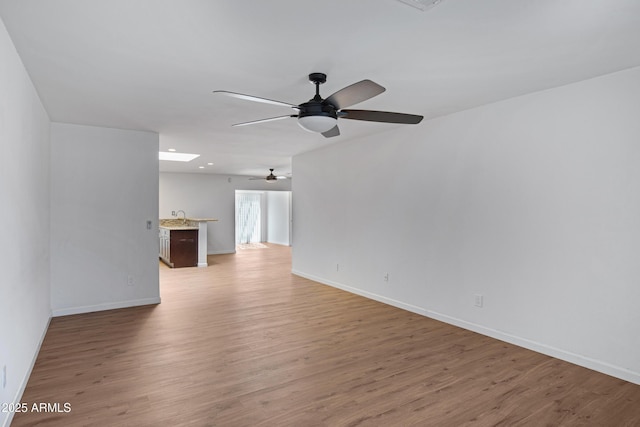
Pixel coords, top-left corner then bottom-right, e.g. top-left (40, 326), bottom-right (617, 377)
top-left (172, 211), bottom-right (176, 216)
top-left (127, 275), bottom-right (135, 287)
top-left (474, 294), bottom-right (483, 308)
top-left (336, 263), bottom-right (340, 272)
top-left (146, 220), bottom-right (152, 230)
top-left (384, 273), bottom-right (389, 282)
top-left (2, 365), bottom-right (6, 388)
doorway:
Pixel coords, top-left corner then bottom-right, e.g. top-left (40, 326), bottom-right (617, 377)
top-left (235, 190), bottom-right (292, 247)
top-left (235, 191), bottom-right (263, 244)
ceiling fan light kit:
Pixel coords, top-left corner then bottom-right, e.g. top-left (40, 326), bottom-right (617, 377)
top-left (298, 115), bottom-right (337, 133)
top-left (214, 72), bottom-right (423, 138)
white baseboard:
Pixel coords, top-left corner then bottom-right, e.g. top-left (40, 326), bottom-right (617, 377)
top-left (292, 270), bottom-right (426, 316)
top-left (207, 250), bottom-right (235, 255)
top-left (266, 240), bottom-right (290, 246)
top-left (3, 313), bottom-right (51, 427)
top-left (291, 270), bottom-right (640, 386)
top-left (52, 297), bottom-right (161, 317)
top-left (420, 307), bottom-right (640, 386)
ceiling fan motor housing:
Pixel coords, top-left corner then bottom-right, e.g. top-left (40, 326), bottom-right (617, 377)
top-left (299, 72), bottom-right (337, 119)
top-left (266, 169), bottom-right (277, 181)
top-left (298, 100), bottom-right (337, 120)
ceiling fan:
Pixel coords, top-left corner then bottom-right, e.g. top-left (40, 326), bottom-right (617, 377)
top-left (249, 169), bottom-right (289, 183)
top-left (213, 73), bottom-right (423, 138)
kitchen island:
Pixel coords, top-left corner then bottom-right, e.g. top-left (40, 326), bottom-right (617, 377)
top-left (159, 218), bottom-right (218, 267)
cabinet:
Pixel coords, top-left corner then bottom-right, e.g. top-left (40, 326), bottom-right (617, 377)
top-left (159, 228), bottom-right (170, 261)
top-left (159, 228), bottom-right (198, 268)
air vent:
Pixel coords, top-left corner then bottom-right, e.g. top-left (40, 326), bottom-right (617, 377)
top-left (395, 0), bottom-right (445, 12)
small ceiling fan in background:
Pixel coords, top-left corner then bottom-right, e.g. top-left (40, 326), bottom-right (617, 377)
top-left (214, 73), bottom-right (423, 138)
top-left (249, 169), bottom-right (289, 183)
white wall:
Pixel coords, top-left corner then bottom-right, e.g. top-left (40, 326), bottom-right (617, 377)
top-left (267, 191), bottom-right (291, 246)
top-left (159, 172), bottom-right (291, 254)
top-left (0, 18), bottom-right (51, 427)
top-left (50, 123), bottom-right (160, 316)
top-left (292, 66), bottom-right (640, 385)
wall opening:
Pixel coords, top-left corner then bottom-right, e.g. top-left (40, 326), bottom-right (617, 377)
top-left (235, 191), bottom-right (263, 244)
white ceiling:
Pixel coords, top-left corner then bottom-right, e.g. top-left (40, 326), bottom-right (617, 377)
top-left (2, 0), bottom-right (640, 178)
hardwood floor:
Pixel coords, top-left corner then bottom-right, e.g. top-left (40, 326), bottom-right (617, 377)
top-left (12, 244), bottom-right (640, 426)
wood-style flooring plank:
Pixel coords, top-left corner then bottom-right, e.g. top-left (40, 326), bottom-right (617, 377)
top-left (11, 244), bottom-right (640, 426)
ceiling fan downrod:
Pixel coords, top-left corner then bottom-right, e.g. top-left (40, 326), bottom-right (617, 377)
top-left (308, 72), bottom-right (326, 101)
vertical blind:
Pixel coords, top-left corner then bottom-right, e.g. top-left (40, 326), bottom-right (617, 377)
top-left (235, 192), bottom-right (261, 244)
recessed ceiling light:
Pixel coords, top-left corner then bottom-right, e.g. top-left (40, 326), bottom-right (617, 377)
top-left (159, 151), bottom-right (200, 162)
top-left (199, 166), bottom-right (205, 169)
top-left (168, 148), bottom-right (176, 152)
top-left (207, 163), bottom-right (213, 166)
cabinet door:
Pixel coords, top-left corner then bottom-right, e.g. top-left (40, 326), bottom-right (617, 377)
top-left (159, 229), bottom-right (172, 262)
top-left (169, 230), bottom-right (198, 268)
top-left (162, 235), bottom-right (168, 260)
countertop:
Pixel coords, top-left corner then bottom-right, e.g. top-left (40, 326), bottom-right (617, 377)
top-left (159, 218), bottom-right (217, 230)
top-left (160, 225), bottom-right (199, 230)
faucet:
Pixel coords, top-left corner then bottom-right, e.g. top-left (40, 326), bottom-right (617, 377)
top-left (176, 210), bottom-right (187, 224)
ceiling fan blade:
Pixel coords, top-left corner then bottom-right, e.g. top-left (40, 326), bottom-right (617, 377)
top-left (232, 115), bottom-right (297, 127)
top-left (325, 80), bottom-right (385, 109)
top-left (322, 125), bottom-right (340, 138)
top-left (249, 176), bottom-right (278, 181)
top-left (213, 90), bottom-right (298, 109)
top-left (340, 109), bottom-right (423, 124)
